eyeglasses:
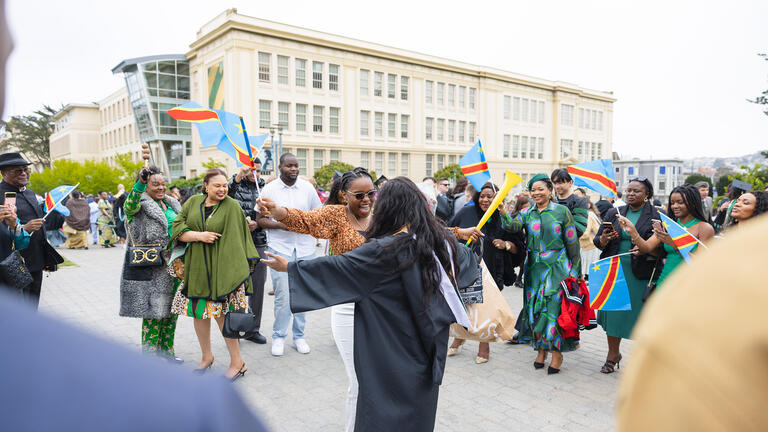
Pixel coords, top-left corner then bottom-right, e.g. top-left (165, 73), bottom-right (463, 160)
top-left (347, 190), bottom-right (377, 200)
top-left (6, 167), bottom-right (30, 175)
top-left (629, 176), bottom-right (648, 183)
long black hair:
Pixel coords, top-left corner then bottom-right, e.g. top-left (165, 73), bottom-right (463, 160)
top-left (325, 167), bottom-right (374, 206)
top-left (667, 184), bottom-right (708, 224)
top-left (365, 177), bottom-right (458, 303)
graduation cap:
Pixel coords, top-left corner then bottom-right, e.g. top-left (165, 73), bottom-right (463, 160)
top-left (332, 170), bottom-right (344, 181)
top-left (374, 175), bottom-right (389, 187)
top-left (731, 179), bottom-right (752, 192)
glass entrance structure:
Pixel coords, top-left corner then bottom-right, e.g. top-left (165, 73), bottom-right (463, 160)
top-left (112, 55), bottom-right (191, 179)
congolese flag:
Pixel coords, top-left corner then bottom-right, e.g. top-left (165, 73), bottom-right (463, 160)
top-left (44, 185), bottom-right (76, 217)
top-left (458, 140), bottom-right (491, 192)
top-left (168, 102), bottom-right (268, 168)
top-left (567, 159), bottom-right (618, 198)
top-left (658, 212), bottom-right (701, 264)
top-left (588, 256), bottom-right (631, 311)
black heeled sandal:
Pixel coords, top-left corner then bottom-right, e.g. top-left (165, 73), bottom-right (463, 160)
top-left (229, 363), bottom-right (247, 382)
top-left (600, 354), bottom-right (622, 374)
top-left (193, 360), bottom-right (214, 375)
top-left (533, 361), bottom-right (545, 369)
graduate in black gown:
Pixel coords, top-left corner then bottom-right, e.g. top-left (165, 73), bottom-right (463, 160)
top-left (263, 177), bottom-right (469, 432)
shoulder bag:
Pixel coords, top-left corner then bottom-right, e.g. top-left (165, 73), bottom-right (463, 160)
top-left (125, 221), bottom-right (164, 267)
top-left (0, 240), bottom-right (33, 289)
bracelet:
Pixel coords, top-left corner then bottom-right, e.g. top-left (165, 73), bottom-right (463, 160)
top-left (505, 241), bottom-right (512, 251)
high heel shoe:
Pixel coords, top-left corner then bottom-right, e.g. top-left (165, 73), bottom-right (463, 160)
top-left (547, 366), bottom-right (560, 375)
top-left (193, 360), bottom-right (214, 375)
top-left (447, 341), bottom-right (464, 357)
top-left (600, 354), bottom-right (622, 374)
top-left (533, 361), bottom-right (545, 369)
top-left (229, 363), bottom-right (247, 382)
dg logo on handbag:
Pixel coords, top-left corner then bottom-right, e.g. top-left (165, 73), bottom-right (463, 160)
top-left (128, 246), bottom-right (163, 267)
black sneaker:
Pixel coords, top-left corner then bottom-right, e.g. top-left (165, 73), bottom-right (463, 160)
top-left (245, 332), bottom-right (267, 344)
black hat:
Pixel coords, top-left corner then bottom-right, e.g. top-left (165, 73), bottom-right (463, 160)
top-left (0, 152), bottom-right (31, 168)
top-left (374, 175), bottom-right (388, 187)
top-left (731, 179), bottom-right (752, 192)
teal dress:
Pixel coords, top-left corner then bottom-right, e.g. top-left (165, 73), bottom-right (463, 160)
top-left (656, 218), bottom-right (701, 290)
top-left (597, 207), bottom-right (646, 340)
top-left (503, 202), bottom-right (581, 352)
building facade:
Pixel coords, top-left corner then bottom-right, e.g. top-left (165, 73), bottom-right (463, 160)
top-left (613, 158), bottom-right (685, 202)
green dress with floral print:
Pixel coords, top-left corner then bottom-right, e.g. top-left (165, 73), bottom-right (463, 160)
top-left (502, 202), bottom-right (582, 352)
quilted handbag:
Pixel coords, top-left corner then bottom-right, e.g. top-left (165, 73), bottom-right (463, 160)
top-left (0, 249), bottom-right (33, 289)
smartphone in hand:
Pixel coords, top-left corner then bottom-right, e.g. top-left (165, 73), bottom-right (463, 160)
top-left (4, 192), bottom-right (16, 210)
top-left (651, 219), bottom-right (664, 232)
top-left (602, 221), bottom-right (614, 233)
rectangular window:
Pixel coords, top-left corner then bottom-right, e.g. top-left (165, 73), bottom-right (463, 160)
top-left (579, 108), bottom-right (584, 128)
top-left (530, 100), bottom-right (537, 123)
top-left (388, 152), bottom-right (397, 176)
top-left (374, 112), bottom-right (383, 137)
top-left (503, 96), bottom-right (511, 119)
top-left (313, 106), bottom-right (323, 132)
top-left (329, 107), bottom-right (340, 134)
top-left (449, 155), bottom-right (456, 165)
top-left (537, 137), bottom-right (544, 160)
top-left (522, 98), bottom-right (529, 122)
top-left (521, 136), bottom-right (528, 159)
top-left (387, 113), bottom-right (396, 138)
top-left (503, 134), bottom-right (510, 158)
top-left (329, 64), bottom-right (339, 91)
top-left (628, 166), bottom-right (635, 176)
top-left (295, 148), bottom-right (307, 175)
top-left (561, 104), bottom-right (574, 126)
top-left (360, 110), bottom-right (369, 136)
top-left (458, 121), bottom-right (465, 142)
top-left (375, 152), bottom-right (384, 174)
top-left (529, 136), bottom-right (536, 159)
top-left (185, 141), bottom-right (192, 156)
top-left (591, 110), bottom-right (597, 130)
top-left (258, 52), bottom-right (271, 82)
top-left (468, 122), bottom-right (476, 143)
top-left (578, 141), bottom-right (584, 160)
top-left (659, 166), bottom-right (666, 174)
top-left (387, 74), bottom-right (396, 98)
top-left (296, 104), bottom-right (307, 131)
top-left (259, 100), bottom-right (271, 128)
top-left (658, 181), bottom-right (666, 192)
top-left (437, 154), bottom-right (445, 170)
top-left (400, 153), bottom-right (409, 176)
top-left (538, 101), bottom-right (545, 124)
top-left (312, 62), bottom-right (323, 89)
top-left (295, 59), bottom-right (306, 87)
top-left (400, 115), bottom-right (409, 138)
top-left (458, 86), bottom-right (466, 107)
top-left (598, 111), bottom-right (603, 131)
top-left (469, 88), bottom-right (476, 109)
top-left (360, 151), bottom-right (370, 169)
top-left (448, 120), bottom-right (455, 142)
top-left (513, 96), bottom-right (520, 121)
top-left (425, 80), bottom-right (433, 104)
top-left (512, 135), bottom-right (520, 158)
top-left (277, 55), bottom-right (289, 85)
top-left (426, 154), bottom-right (433, 176)
top-left (400, 76), bottom-right (409, 100)
top-left (314, 149), bottom-right (324, 170)
top-left (436, 119), bottom-right (444, 141)
top-left (436, 82), bottom-right (444, 105)
top-left (448, 84), bottom-right (455, 106)
top-left (374, 72), bottom-right (383, 97)
top-left (425, 117), bottom-right (433, 140)
top-left (330, 150), bottom-right (339, 162)
top-left (597, 142), bottom-right (602, 157)
top-left (585, 110), bottom-right (591, 129)
top-left (560, 138), bottom-right (573, 159)
top-left (360, 69), bottom-right (369, 95)
top-left (278, 102), bottom-right (289, 129)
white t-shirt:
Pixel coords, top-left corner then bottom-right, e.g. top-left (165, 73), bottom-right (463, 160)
top-left (260, 177), bottom-right (322, 257)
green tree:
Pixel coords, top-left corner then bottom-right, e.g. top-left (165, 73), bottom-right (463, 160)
top-left (433, 164), bottom-right (463, 183)
top-left (202, 157), bottom-right (227, 170)
top-left (731, 163), bottom-right (768, 192)
top-left (114, 153), bottom-right (145, 186)
top-left (313, 161), bottom-right (354, 189)
top-left (749, 53), bottom-right (768, 116)
top-left (1, 105), bottom-right (61, 168)
top-left (715, 175), bottom-right (732, 196)
top-left (684, 174), bottom-right (711, 188)
top-left (29, 158), bottom-right (124, 195)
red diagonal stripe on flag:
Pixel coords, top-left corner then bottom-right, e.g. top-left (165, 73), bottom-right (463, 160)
top-left (567, 166), bottom-right (617, 194)
top-left (461, 162), bottom-right (489, 176)
top-left (590, 256), bottom-right (620, 309)
top-left (168, 108), bottom-right (219, 122)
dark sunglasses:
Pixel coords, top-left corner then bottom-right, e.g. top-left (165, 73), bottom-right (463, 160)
top-left (629, 176), bottom-right (648, 183)
top-left (346, 190), bottom-right (377, 200)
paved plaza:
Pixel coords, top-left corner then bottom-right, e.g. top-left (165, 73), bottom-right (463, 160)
top-left (40, 246), bottom-right (632, 431)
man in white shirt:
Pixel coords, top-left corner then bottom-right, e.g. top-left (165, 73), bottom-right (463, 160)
top-left (88, 195), bottom-right (100, 244)
top-left (613, 190), bottom-right (627, 208)
top-left (259, 153), bottom-right (322, 356)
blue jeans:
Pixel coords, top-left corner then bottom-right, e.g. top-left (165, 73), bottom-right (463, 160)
top-left (90, 223), bottom-right (98, 244)
top-left (270, 247), bottom-right (315, 340)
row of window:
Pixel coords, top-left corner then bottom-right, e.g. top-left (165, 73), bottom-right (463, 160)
top-left (425, 118), bottom-right (476, 143)
top-left (360, 111), bottom-right (409, 139)
top-left (424, 154), bottom-right (459, 176)
top-left (560, 104), bottom-right (604, 130)
top-left (425, 81), bottom-right (476, 109)
top-left (622, 165), bottom-right (680, 176)
top-left (277, 147), bottom-right (341, 175)
top-left (559, 139), bottom-right (604, 162)
top-left (258, 101), bottom-right (340, 134)
top-left (360, 151), bottom-right (410, 177)
top-left (101, 98), bottom-right (130, 125)
top-left (503, 96), bottom-right (545, 124)
top-left (360, 70), bottom-right (409, 100)
top-left (257, 52), bottom-right (340, 91)
top-left (502, 135), bottom-right (545, 160)
top-left (101, 124), bottom-right (138, 150)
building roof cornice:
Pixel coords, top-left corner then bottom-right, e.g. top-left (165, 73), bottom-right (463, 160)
top-left (52, 103), bottom-right (98, 121)
top-left (188, 8), bottom-right (616, 103)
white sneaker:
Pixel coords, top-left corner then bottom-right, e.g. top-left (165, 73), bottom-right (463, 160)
top-left (293, 338), bottom-right (311, 354)
top-left (271, 338), bottom-right (285, 356)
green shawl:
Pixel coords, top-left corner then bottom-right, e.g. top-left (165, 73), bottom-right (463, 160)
top-left (171, 194), bottom-right (259, 300)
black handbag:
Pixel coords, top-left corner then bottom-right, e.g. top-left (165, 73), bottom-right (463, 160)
top-left (125, 222), bottom-right (163, 267)
top-left (221, 310), bottom-right (257, 339)
top-left (0, 248), bottom-right (33, 289)
top-left (456, 240), bottom-right (483, 304)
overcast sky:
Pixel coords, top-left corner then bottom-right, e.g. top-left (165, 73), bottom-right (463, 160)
top-left (5, 0), bottom-right (768, 159)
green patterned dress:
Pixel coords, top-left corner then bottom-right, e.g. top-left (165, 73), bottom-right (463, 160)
top-left (503, 201), bottom-right (582, 352)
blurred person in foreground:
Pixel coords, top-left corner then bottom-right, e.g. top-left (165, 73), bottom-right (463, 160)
top-left (617, 216), bottom-right (768, 431)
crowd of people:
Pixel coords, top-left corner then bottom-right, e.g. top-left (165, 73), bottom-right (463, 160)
top-left (2, 146), bottom-right (768, 431)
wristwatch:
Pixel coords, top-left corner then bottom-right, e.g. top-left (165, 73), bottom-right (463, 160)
top-left (505, 241), bottom-right (512, 251)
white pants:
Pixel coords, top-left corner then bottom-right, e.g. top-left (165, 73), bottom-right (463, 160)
top-left (331, 303), bottom-right (357, 432)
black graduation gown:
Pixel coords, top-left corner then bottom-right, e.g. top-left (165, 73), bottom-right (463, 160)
top-left (288, 234), bottom-right (457, 432)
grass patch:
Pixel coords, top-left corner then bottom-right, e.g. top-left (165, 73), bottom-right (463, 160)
top-left (58, 258), bottom-right (78, 268)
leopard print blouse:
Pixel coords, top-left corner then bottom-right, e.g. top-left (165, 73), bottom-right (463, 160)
top-left (281, 205), bottom-right (365, 255)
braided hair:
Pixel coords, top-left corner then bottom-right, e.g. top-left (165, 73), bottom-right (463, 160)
top-left (325, 167), bottom-right (374, 206)
top-left (667, 184), bottom-right (709, 224)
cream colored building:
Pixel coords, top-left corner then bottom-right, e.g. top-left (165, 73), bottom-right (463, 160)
top-left (184, 8), bottom-right (615, 185)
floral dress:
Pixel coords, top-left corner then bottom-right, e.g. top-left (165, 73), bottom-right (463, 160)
top-left (97, 199), bottom-right (116, 245)
top-left (502, 201), bottom-right (582, 351)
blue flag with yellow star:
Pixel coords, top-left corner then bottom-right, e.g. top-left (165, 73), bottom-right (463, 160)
top-left (44, 185), bottom-right (76, 217)
top-left (459, 140), bottom-right (491, 192)
top-left (587, 255), bottom-right (631, 311)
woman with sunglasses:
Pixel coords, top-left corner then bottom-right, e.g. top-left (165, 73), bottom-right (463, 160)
top-left (593, 177), bottom-right (662, 374)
